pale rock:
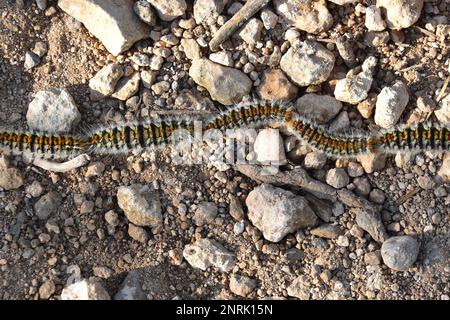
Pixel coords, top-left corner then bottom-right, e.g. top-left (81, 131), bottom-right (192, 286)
top-left (0, 159), bottom-right (24, 190)
top-left (435, 94), bottom-right (450, 125)
top-left (151, 81), bottom-right (170, 95)
top-left (27, 88), bottom-right (81, 133)
top-left (365, 5), bottom-right (386, 31)
top-left (328, 0), bottom-right (358, 4)
top-left (238, 18), bottom-right (264, 45)
top-left (117, 184), bottom-right (162, 227)
top-left (130, 52), bottom-right (152, 67)
top-left (128, 223), bottom-right (149, 243)
top-left (193, 202), bottom-right (218, 226)
top-left (295, 94), bottom-right (342, 124)
top-left (111, 72), bottom-right (141, 101)
top-left (148, 0), bottom-right (187, 21)
top-left (114, 269), bottom-right (146, 300)
top-left (357, 153), bottom-right (387, 173)
top-left (58, 0), bottom-right (150, 56)
top-left (381, 236), bottom-right (420, 271)
top-left (377, 0), bottom-right (424, 30)
top-left (329, 111), bottom-right (350, 132)
top-left (280, 40), bottom-right (335, 87)
top-left (254, 129), bottom-right (286, 165)
top-left (261, 9), bottom-right (278, 30)
top-left (39, 280), bottom-right (55, 300)
top-left (180, 38), bottom-right (202, 60)
top-left (416, 95), bottom-right (436, 113)
top-left (140, 70), bottom-right (157, 89)
top-left (357, 95), bottom-right (377, 119)
top-left (438, 153), bottom-right (450, 181)
top-left (374, 81), bottom-right (409, 128)
top-left (274, 0), bottom-right (333, 34)
top-left (246, 184), bottom-right (318, 242)
top-left (334, 56), bottom-right (377, 104)
top-left (229, 274), bottom-right (257, 297)
top-left (32, 41), bottom-right (48, 58)
top-left (326, 168), bottom-right (349, 189)
top-left (189, 58), bottom-right (252, 105)
top-left (304, 152), bottom-right (327, 170)
top-left (89, 63), bottom-right (124, 100)
top-left (193, 0), bottom-right (228, 25)
top-left (364, 30), bottom-right (390, 47)
top-left (310, 224), bottom-right (342, 239)
top-left (347, 162), bottom-right (364, 177)
top-left (183, 238), bottom-right (236, 272)
top-left (24, 51), bottom-right (40, 69)
top-left (61, 279), bottom-right (110, 300)
top-left (209, 51), bottom-right (233, 67)
top-left (287, 276), bottom-right (310, 299)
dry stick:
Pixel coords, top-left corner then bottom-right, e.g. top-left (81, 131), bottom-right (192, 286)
top-left (209, 0), bottom-right (271, 51)
top-left (33, 154), bottom-right (91, 172)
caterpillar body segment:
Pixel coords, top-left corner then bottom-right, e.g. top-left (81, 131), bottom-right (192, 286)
top-left (0, 129), bottom-right (86, 160)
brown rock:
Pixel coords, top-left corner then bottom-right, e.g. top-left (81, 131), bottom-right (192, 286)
top-left (256, 69), bottom-right (298, 102)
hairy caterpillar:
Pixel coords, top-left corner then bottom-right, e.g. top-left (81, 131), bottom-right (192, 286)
top-left (0, 101), bottom-right (449, 161)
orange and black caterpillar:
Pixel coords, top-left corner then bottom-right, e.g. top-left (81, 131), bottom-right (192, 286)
top-left (0, 101), bottom-right (449, 160)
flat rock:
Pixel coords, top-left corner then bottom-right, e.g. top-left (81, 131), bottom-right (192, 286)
top-left (280, 40), bottom-right (335, 87)
top-left (194, 0), bottom-right (229, 25)
top-left (239, 18), bottom-right (264, 45)
top-left (377, 0), bottom-right (424, 30)
top-left (246, 184), bottom-right (318, 242)
top-left (117, 184), bottom-right (162, 227)
top-left (254, 129), bottom-right (286, 165)
top-left (58, 0), bottom-right (150, 56)
top-left (189, 58), bottom-right (252, 105)
top-left (193, 202), bottom-right (218, 226)
top-left (374, 81), bottom-right (409, 128)
top-left (274, 0), bottom-right (332, 34)
top-left (111, 72), bottom-right (141, 101)
top-left (326, 168), bottom-right (349, 189)
top-left (310, 224), bottom-right (342, 239)
top-left (357, 152), bottom-right (387, 174)
top-left (149, 0), bottom-right (187, 21)
top-left (381, 236), bottom-right (420, 271)
top-left (34, 191), bottom-right (62, 220)
top-left (26, 88), bottom-right (81, 133)
top-left (183, 238), bottom-right (236, 272)
top-left (295, 93), bottom-right (342, 124)
top-left (229, 274), bottom-right (257, 297)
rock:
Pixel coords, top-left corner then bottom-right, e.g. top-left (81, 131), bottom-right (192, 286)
top-left (365, 5), bottom-right (386, 31)
top-left (280, 40), bottom-right (335, 87)
top-left (229, 195), bottom-right (245, 221)
top-left (148, 0), bottom-right (187, 21)
top-left (238, 18), bottom-right (264, 45)
top-left (417, 175), bottom-right (435, 190)
top-left (117, 184), bottom-right (162, 227)
top-left (149, 55), bottom-right (164, 70)
top-left (193, 202), bottom-right (218, 226)
top-left (58, 0), bottom-right (150, 56)
top-left (104, 210), bottom-right (120, 227)
top-left (357, 95), bottom-right (377, 119)
top-left (114, 269), bottom-right (146, 300)
top-left (369, 189), bottom-right (385, 204)
top-left (89, 63), bottom-right (124, 100)
top-left (287, 276), bottom-right (310, 300)
top-left (336, 235), bottom-right (350, 247)
top-left (326, 168), bottom-right (349, 189)
top-left (128, 223), bottom-right (149, 243)
top-left (304, 152), bottom-right (327, 170)
top-left (435, 94), bottom-right (450, 125)
top-left (93, 266), bottom-right (113, 279)
top-left (32, 41), bottom-right (48, 58)
top-left (353, 207), bottom-right (388, 243)
top-left (295, 94), bottom-right (342, 124)
top-left (39, 280), bottom-right (55, 299)
top-left (61, 279), bottom-right (110, 300)
top-left (85, 162), bottom-right (105, 177)
top-left (26, 88), bottom-right (81, 133)
top-left (374, 81), bottom-right (409, 128)
top-left (353, 177), bottom-right (372, 196)
top-left (209, 51), bottom-right (233, 67)
top-left (180, 38), bottom-right (201, 60)
top-left (193, 0), bottom-right (228, 25)
top-left (229, 274), bottom-right (257, 297)
top-left (151, 81), bottom-right (170, 95)
top-left (34, 191), bottom-right (62, 220)
top-left (133, 0), bottom-right (157, 26)
top-left (381, 236), bottom-right (420, 271)
top-left (26, 181), bottom-right (44, 197)
top-left (111, 72), bottom-right (141, 101)
top-left (334, 56), bottom-right (377, 104)
top-left (329, 111), bottom-right (350, 132)
top-left (438, 153), bottom-right (450, 181)
top-left (328, 0), bottom-right (358, 4)
top-left (261, 9), bottom-right (278, 30)
top-left (254, 129), bottom-right (286, 165)
top-left (364, 30), bottom-right (390, 47)
top-left (357, 153), bottom-right (387, 173)
top-left (35, 0), bottom-right (47, 10)
top-left (256, 69), bottom-right (298, 102)
top-left (274, 0), bottom-right (332, 34)
top-left (189, 58), bottom-right (252, 105)
top-left (416, 95), bottom-right (436, 113)
top-left (347, 162), bottom-right (364, 177)
top-left (130, 53), bottom-right (152, 67)
top-left (376, 0), bottom-right (424, 30)
top-left (246, 184), bottom-right (318, 242)
top-left (364, 251), bottom-right (382, 265)
top-left (140, 70), bottom-right (157, 89)
top-left (0, 159), bottom-right (23, 190)
top-left (183, 238), bottom-right (236, 272)
top-left (24, 51), bottom-right (40, 69)
top-left (310, 224), bottom-right (342, 239)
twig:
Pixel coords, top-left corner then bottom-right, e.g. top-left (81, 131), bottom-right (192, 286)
top-left (33, 154), bottom-right (91, 172)
top-left (209, 0), bottom-right (270, 51)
